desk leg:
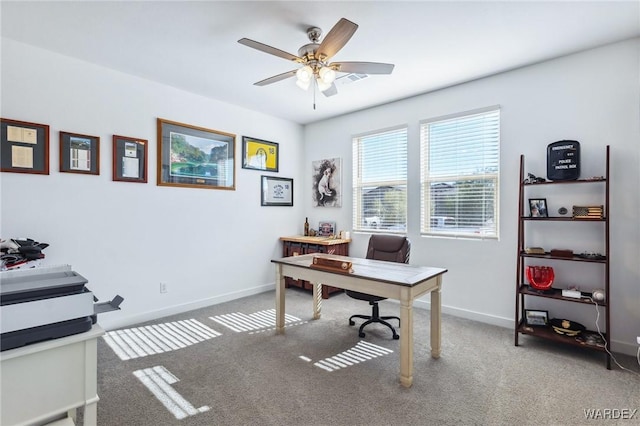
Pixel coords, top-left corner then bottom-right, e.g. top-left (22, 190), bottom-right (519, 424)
top-left (430, 283), bottom-right (442, 359)
top-left (312, 282), bottom-right (322, 320)
top-left (276, 265), bottom-right (285, 334)
top-left (399, 293), bottom-right (413, 388)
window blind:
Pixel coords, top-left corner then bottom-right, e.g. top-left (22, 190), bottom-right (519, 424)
top-left (420, 107), bottom-right (500, 239)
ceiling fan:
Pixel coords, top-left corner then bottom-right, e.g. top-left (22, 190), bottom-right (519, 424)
top-left (238, 18), bottom-right (394, 101)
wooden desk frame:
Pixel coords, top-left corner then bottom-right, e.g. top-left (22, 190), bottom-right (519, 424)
top-left (272, 253), bottom-right (446, 388)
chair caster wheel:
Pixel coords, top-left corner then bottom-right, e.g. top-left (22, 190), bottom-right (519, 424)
top-left (349, 320), bottom-right (355, 326)
top-left (393, 335), bottom-right (399, 340)
top-left (359, 332), bottom-right (366, 338)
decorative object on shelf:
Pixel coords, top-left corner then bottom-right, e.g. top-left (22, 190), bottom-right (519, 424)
top-left (572, 205), bottom-right (603, 219)
top-left (157, 118), bottom-right (236, 190)
top-left (547, 140), bottom-right (580, 181)
top-left (525, 265), bottom-right (555, 291)
top-left (576, 252), bottom-right (605, 260)
top-left (550, 249), bottom-right (573, 258)
top-left (60, 131), bottom-right (100, 175)
top-left (528, 198), bottom-right (548, 217)
top-left (241, 136), bottom-right (279, 172)
top-left (312, 157), bottom-right (341, 207)
top-left (561, 288), bottom-right (582, 299)
top-left (525, 247), bottom-right (545, 254)
top-left (261, 175), bottom-right (293, 206)
top-left (318, 221), bottom-right (336, 236)
top-left (523, 172), bottom-right (546, 184)
top-left (524, 309), bottom-right (549, 326)
top-left (304, 217), bottom-right (310, 236)
top-left (576, 332), bottom-right (605, 347)
top-left (558, 207), bottom-right (568, 215)
top-left (1, 118), bottom-right (50, 175)
top-left (591, 289), bottom-right (606, 302)
top-left (310, 256), bottom-right (353, 273)
top-left (112, 135), bottom-right (147, 183)
top-left (549, 318), bottom-right (586, 336)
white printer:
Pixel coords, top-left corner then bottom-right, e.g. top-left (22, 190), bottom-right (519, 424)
top-left (0, 265), bottom-right (122, 351)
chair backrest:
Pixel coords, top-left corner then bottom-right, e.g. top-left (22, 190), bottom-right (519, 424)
top-left (365, 235), bottom-right (410, 264)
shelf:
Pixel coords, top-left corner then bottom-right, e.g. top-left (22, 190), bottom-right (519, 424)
top-left (517, 320), bottom-right (607, 353)
top-left (518, 285), bottom-right (607, 306)
top-left (520, 252), bottom-right (606, 263)
top-left (522, 216), bottom-right (605, 222)
top-left (523, 178), bottom-right (606, 186)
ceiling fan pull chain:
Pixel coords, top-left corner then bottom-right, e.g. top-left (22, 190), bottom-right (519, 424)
top-left (313, 79), bottom-right (317, 110)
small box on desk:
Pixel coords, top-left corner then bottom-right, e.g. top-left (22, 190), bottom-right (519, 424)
top-left (310, 256), bottom-right (353, 274)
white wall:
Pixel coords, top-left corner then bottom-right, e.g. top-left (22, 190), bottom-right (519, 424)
top-left (0, 38), bottom-right (305, 329)
top-left (303, 38), bottom-right (640, 354)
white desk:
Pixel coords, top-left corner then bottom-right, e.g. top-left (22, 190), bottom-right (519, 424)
top-left (272, 253), bottom-right (447, 387)
top-left (1, 325), bottom-right (104, 426)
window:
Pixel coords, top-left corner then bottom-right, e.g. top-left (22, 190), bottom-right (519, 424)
top-left (353, 127), bottom-right (408, 233)
top-left (420, 107), bottom-right (500, 239)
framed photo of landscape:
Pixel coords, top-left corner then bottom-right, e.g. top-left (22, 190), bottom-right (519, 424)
top-left (113, 135), bottom-right (148, 183)
top-left (60, 131), bottom-right (100, 175)
top-left (242, 136), bottom-right (279, 172)
top-left (1, 118), bottom-right (50, 175)
top-left (157, 118), bottom-right (236, 190)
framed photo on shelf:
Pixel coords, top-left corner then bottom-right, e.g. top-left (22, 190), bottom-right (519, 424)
top-left (113, 135), bottom-right (148, 183)
top-left (524, 309), bottom-right (549, 326)
top-left (157, 118), bottom-right (235, 190)
top-left (528, 198), bottom-right (548, 218)
top-left (242, 136), bottom-right (279, 172)
top-left (261, 175), bottom-right (293, 206)
top-left (60, 131), bottom-right (100, 175)
top-left (1, 118), bottom-right (50, 175)
top-left (318, 221), bottom-right (336, 236)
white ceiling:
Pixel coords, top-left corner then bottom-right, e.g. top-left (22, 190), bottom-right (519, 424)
top-left (2, 1), bottom-right (639, 125)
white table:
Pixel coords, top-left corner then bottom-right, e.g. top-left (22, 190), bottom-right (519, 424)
top-left (272, 253), bottom-right (447, 387)
top-left (1, 325), bottom-right (104, 426)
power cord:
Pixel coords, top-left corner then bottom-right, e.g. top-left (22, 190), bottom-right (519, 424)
top-left (587, 296), bottom-right (640, 376)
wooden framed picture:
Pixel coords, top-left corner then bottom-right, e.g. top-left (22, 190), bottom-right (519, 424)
top-left (261, 175), bottom-right (293, 206)
top-left (157, 118), bottom-right (235, 190)
top-left (1, 118), bottom-right (50, 175)
top-left (318, 221), bottom-right (336, 236)
top-left (60, 131), bottom-right (100, 175)
top-left (113, 135), bottom-right (148, 183)
top-left (528, 198), bottom-right (548, 218)
top-left (524, 309), bottom-right (549, 326)
top-left (242, 136), bottom-right (279, 172)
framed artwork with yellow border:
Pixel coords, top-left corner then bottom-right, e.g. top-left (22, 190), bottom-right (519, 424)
top-left (242, 136), bottom-right (279, 172)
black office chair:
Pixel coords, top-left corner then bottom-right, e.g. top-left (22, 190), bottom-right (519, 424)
top-left (346, 235), bottom-right (410, 339)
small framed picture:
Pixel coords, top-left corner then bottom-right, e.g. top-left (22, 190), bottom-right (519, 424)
top-left (242, 136), bottom-right (279, 172)
top-left (524, 309), bottom-right (549, 326)
top-left (113, 135), bottom-right (148, 183)
top-left (318, 221), bottom-right (336, 237)
top-left (1, 118), bottom-right (50, 175)
top-left (60, 131), bottom-right (100, 175)
top-left (528, 198), bottom-right (548, 218)
top-left (261, 175), bottom-right (293, 206)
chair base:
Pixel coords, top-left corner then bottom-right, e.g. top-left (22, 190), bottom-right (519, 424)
top-left (348, 302), bottom-right (400, 339)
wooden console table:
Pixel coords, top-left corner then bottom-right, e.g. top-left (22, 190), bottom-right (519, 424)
top-left (1, 325), bottom-right (104, 426)
top-left (280, 236), bottom-right (351, 299)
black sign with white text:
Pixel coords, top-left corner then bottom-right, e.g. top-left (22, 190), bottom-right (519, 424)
top-left (547, 140), bottom-right (580, 181)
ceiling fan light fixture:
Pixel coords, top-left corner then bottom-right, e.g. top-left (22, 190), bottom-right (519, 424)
top-left (316, 77), bottom-right (332, 92)
top-left (296, 78), bottom-right (311, 91)
top-left (296, 65), bottom-right (313, 83)
top-left (318, 66), bottom-right (336, 84)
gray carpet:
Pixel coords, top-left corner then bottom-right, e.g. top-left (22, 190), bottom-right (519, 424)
top-left (96, 290), bottom-right (640, 426)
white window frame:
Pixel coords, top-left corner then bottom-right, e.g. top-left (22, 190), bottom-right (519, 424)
top-left (352, 126), bottom-right (408, 233)
top-left (420, 106), bottom-right (500, 240)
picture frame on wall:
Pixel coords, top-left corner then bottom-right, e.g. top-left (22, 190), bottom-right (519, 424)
top-left (261, 175), bottom-right (293, 206)
top-left (242, 136), bottom-right (279, 172)
top-left (60, 131), bottom-right (100, 175)
top-left (312, 157), bottom-right (341, 207)
top-left (157, 118), bottom-right (236, 190)
top-left (113, 135), bottom-right (148, 183)
top-left (0, 118), bottom-right (50, 175)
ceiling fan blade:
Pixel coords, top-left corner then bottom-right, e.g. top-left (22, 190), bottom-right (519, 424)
top-left (322, 83), bottom-right (338, 97)
top-left (238, 38), bottom-right (302, 62)
top-left (316, 18), bottom-right (358, 61)
top-left (254, 69), bottom-right (298, 86)
top-left (332, 61), bottom-right (395, 75)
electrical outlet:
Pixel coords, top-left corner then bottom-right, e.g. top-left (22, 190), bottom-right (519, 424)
top-left (160, 282), bottom-right (168, 293)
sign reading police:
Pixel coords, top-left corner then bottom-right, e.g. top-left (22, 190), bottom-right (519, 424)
top-left (547, 140), bottom-right (580, 181)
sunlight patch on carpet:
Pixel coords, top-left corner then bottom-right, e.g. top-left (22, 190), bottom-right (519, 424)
top-left (103, 319), bottom-right (221, 360)
top-left (133, 366), bottom-right (210, 420)
top-left (209, 309), bottom-right (302, 332)
top-left (312, 340), bottom-right (394, 372)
